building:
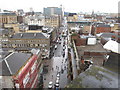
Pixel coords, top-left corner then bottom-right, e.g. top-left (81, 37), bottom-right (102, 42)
top-left (75, 35), bottom-right (109, 66)
top-left (76, 42), bottom-right (109, 66)
top-left (0, 12), bottom-right (17, 25)
top-left (96, 33), bottom-right (118, 45)
top-left (45, 15), bottom-right (60, 28)
top-left (43, 7), bottom-right (63, 27)
top-left (82, 25), bottom-right (92, 34)
top-left (17, 9), bottom-right (24, 16)
top-left (66, 65), bottom-right (118, 88)
top-left (67, 21), bottom-right (92, 29)
top-left (43, 7), bottom-right (62, 16)
top-left (17, 16), bottom-right (23, 24)
top-left (0, 49), bottom-right (43, 88)
top-left (5, 33), bottom-right (50, 58)
top-left (3, 23), bottom-right (20, 33)
top-left (42, 27), bottom-right (57, 43)
top-left (95, 24), bottom-right (111, 34)
top-left (67, 13), bottom-right (77, 22)
top-left (110, 23), bottom-right (120, 31)
top-left (23, 14), bottom-right (45, 26)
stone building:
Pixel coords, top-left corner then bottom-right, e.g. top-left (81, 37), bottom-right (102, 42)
top-left (2, 32), bottom-right (50, 58)
top-left (0, 12), bottom-right (17, 25)
top-left (45, 15), bottom-right (60, 28)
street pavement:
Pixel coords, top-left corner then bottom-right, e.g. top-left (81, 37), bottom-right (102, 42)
top-left (43, 28), bottom-right (69, 88)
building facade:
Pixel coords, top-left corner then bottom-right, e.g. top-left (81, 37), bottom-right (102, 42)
top-left (43, 7), bottom-right (62, 16)
top-left (23, 14), bottom-right (45, 26)
top-left (45, 15), bottom-right (60, 28)
top-left (2, 32), bottom-right (50, 58)
top-left (95, 24), bottom-right (111, 34)
top-left (0, 12), bottom-right (17, 24)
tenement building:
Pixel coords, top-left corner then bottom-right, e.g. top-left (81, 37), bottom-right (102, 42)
top-left (0, 12), bottom-right (17, 24)
top-left (3, 32), bottom-right (50, 58)
top-left (45, 15), bottom-right (60, 28)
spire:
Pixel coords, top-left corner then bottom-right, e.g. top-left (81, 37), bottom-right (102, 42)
top-left (92, 10), bottom-right (94, 15)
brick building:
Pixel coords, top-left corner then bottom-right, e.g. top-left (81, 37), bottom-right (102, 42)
top-left (0, 49), bottom-right (43, 88)
top-left (95, 24), bottom-right (111, 34)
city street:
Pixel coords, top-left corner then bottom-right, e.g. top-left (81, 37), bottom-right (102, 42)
top-left (43, 26), bottom-right (69, 88)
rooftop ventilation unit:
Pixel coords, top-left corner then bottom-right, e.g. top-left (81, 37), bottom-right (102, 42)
top-left (87, 37), bottom-right (96, 45)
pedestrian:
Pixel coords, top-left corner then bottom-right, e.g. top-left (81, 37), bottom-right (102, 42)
top-left (52, 67), bottom-right (53, 71)
top-left (64, 66), bottom-right (66, 70)
top-left (52, 75), bottom-right (53, 79)
top-left (103, 59), bottom-right (105, 66)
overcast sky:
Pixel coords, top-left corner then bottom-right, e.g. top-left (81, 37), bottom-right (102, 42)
top-left (0, 0), bottom-right (119, 13)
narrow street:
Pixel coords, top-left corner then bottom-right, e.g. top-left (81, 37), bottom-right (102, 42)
top-left (70, 48), bottom-right (78, 79)
top-left (43, 25), bottom-right (69, 88)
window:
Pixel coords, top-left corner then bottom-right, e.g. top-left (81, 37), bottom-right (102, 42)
top-left (31, 61), bottom-right (37, 73)
top-left (23, 72), bottom-right (30, 88)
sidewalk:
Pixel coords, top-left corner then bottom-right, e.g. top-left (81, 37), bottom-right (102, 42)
top-left (70, 48), bottom-right (78, 79)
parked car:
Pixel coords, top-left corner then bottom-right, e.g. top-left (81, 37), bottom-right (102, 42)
top-left (48, 81), bottom-right (53, 89)
top-left (63, 46), bottom-right (65, 51)
top-left (56, 77), bottom-right (60, 80)
top-left (63, 53), bottom-right (65, 57)
top-left (55, 45), bottom-right (57, 50)
top-left (56, 73), bottom-right (60, 77)
top-left (55, 79), bottom-right (59, 87)
top-left (59, 41), bottom-right (61, 44)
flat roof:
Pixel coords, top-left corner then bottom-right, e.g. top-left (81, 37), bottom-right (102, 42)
top-left (77, 42), bottom-right (107, 53)
top-left (76, 42), bottom-right (108, 57)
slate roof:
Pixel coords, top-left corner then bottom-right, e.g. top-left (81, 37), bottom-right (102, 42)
top-left (0, 12), bottom-right (16, 16)
top-left (66, 65), bottom-right (118, 88)
top-left (68, 13), bottom-right (77, 16)
top-left (105, 52), bottom-right (120, 71)
top-left (10, 32), bottom-right (50, 39)
top-left (97, 24), bottom-right (111, 27)
top-left (1, 52), bottom-right (32, 76)
top-left (100, 33), bottom-right (117, 38)
top-left (0, 51), bottom-right (11, 59)
top-left (0, 60), bottom-right (11, 76)
top-left (0, 28), bottom-right (9, 35)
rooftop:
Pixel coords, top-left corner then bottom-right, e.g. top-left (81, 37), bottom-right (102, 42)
top-left (68, 13), bottom-right (77, 16)
top-left (76, 41), bottom-right (107, 55)
top-left (97, 33), bottom-right (117, 38)
top-left (103, 40), bottom-right (120, 54)
top-left (10, 32), bottom-right (50, 39)
top-left (0, 52), bottom-right (32, 76)
top-left (76, 41), bottom-right (108, 66)
top-left (97, 24), bottom-right (111, 27)
top-left (66, 65), bottom-right (118, 88)
top-left (0, 12), bottom-right (16, 16)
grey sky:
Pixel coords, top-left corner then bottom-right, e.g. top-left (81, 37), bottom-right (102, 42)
top-left (0, 0), bottom-right (119, 13)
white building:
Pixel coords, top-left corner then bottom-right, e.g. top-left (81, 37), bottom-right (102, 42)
top-left (24, 14), bottom-right (45, 26)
